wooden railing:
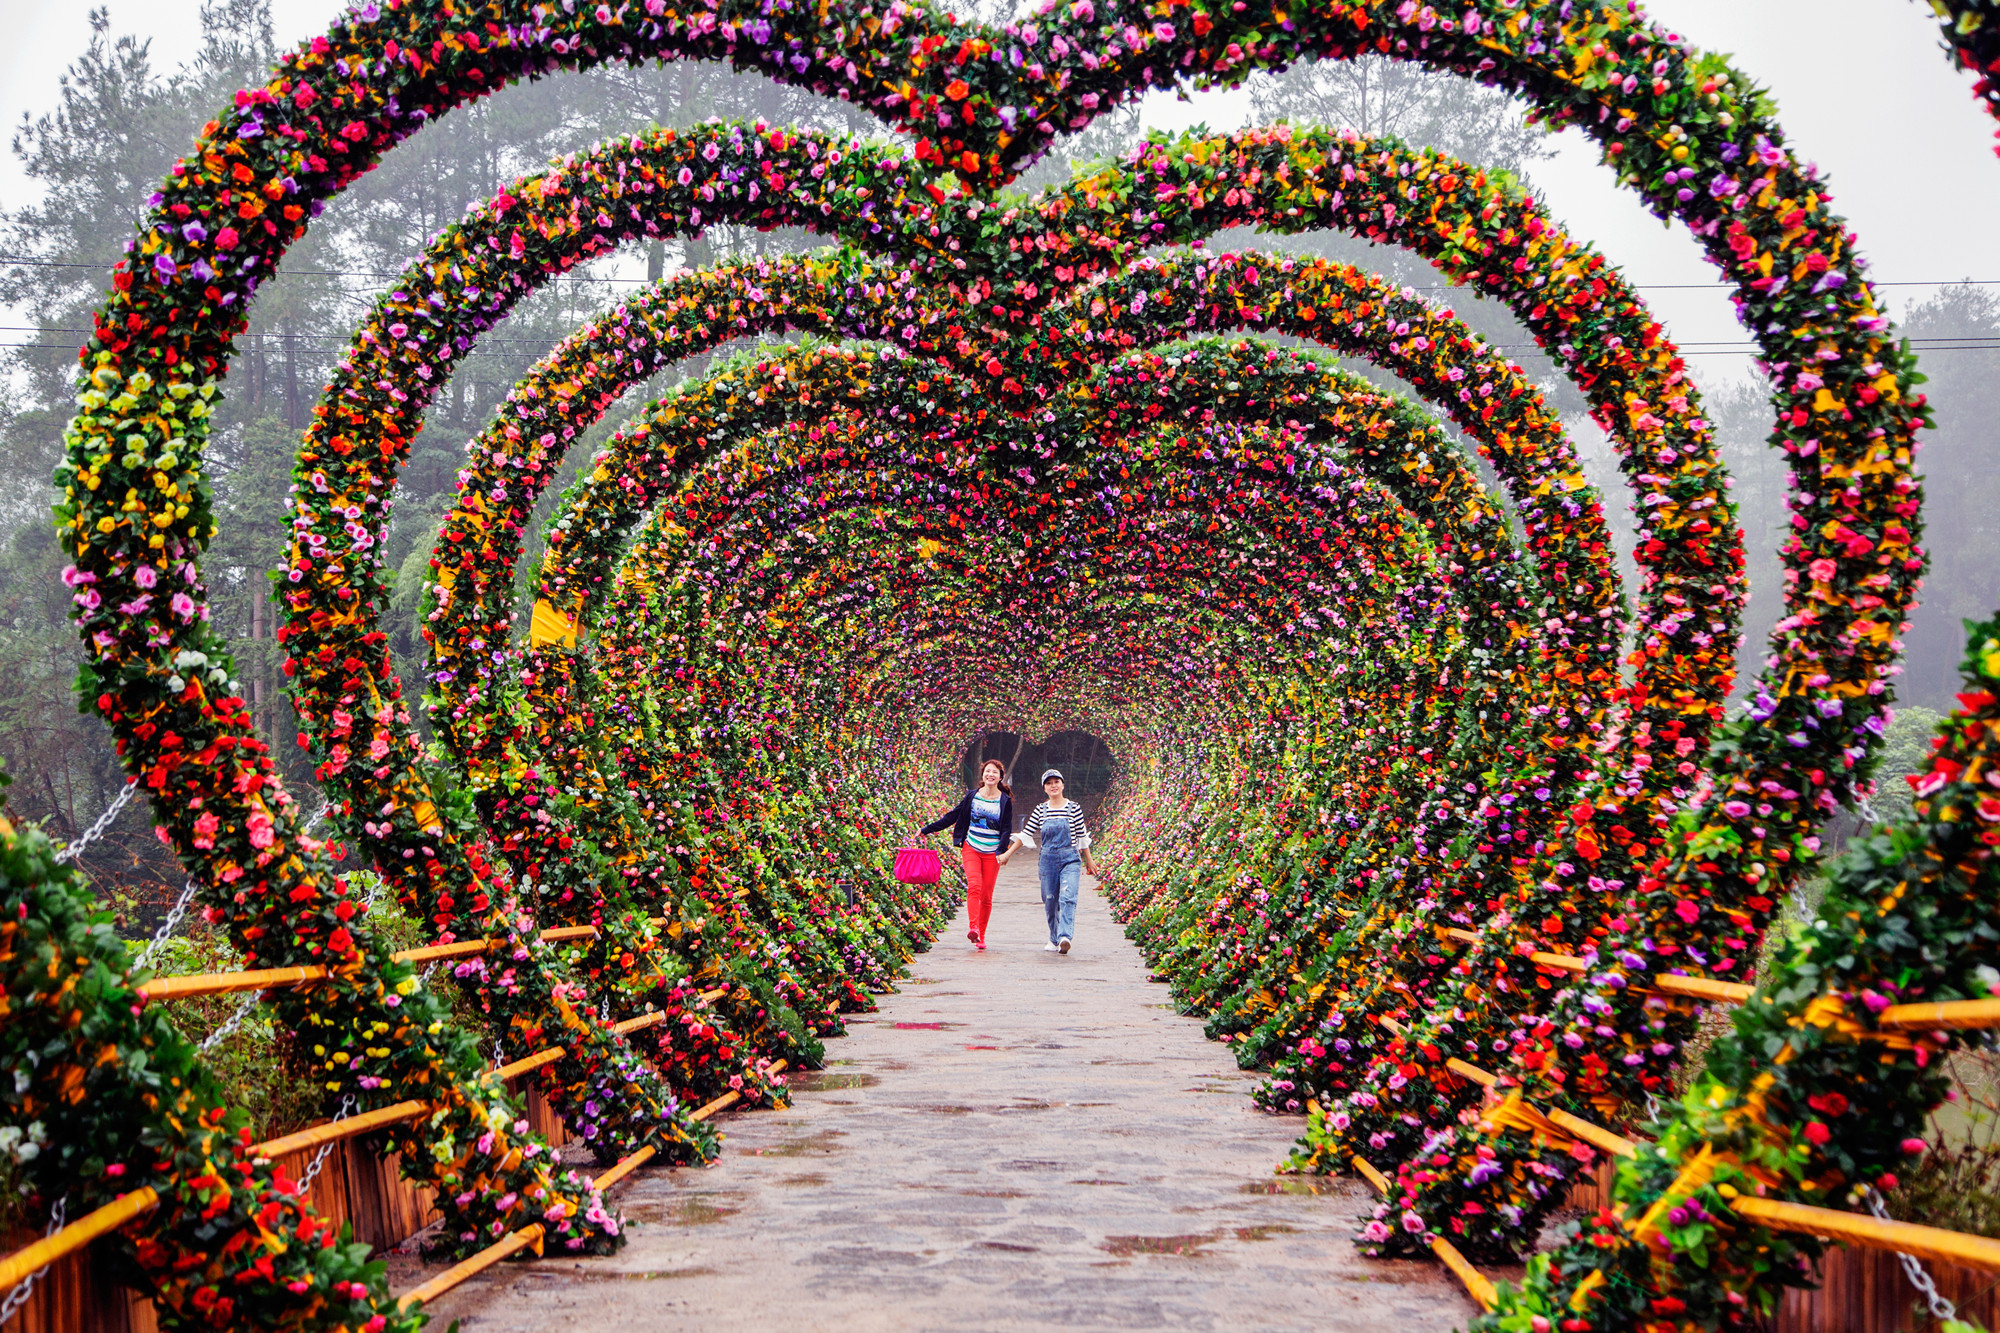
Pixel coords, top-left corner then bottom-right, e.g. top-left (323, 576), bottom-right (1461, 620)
top-left (17, 914), bottom-right (1998, 1320)
top-left (0, 912), bottom-right (734, 1296)
top-left (1436, 926), bottom-right (1754, 1003)
top-left (1335, 927), bottom-right (2000, 1314)
top-left (393, 1059), bottom-right (788, 1312)
top-left (134, 918), bottom-right (669, 1001)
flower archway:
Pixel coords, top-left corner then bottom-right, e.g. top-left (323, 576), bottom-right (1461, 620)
top-left (7, 1), bottom-right (1995, 1329)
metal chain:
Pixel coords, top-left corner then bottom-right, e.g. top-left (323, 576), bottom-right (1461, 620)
top-left (135, 881), bottom-right (200, 970)
top-left (0, 1197), bottom-right (67, 1327)
top-left (1866, 1185), bottom-right (1960, 1324)
top-left (52, 781), bottom-right (137, 865)
top-left (296, 1095), bottom-right (357, 1194)
top-left (194, 862), bottom-right (386, 1053)
top-left (198, 991), bottom-right (260, 1052)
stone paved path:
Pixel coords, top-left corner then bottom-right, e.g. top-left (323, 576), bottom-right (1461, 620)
top-left (397, 858), bottom-right (1474, 1331)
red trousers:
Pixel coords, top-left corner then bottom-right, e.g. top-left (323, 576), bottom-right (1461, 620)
top-left (961, 844), bottom-right (998, 940)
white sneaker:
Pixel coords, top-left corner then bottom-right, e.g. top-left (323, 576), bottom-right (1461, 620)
top-left (1044, 943), bottom-right (1059, 952)
top-left (1058, 938), bottom-right (1071, 955)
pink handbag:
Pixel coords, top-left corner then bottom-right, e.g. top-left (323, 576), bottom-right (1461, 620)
top-left (893, 846), bottom-right (943, 885)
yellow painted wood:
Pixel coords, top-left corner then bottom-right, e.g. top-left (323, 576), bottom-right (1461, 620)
top-left (137, 964), bottom-right (326, 1000)
top-left (252, 1100), bottom-right (429, 1159)
top-left (397, 1223), bottom-right (544, 1310)
top-left (1548, 1108), bottom-right (1639, 1159)
top-left (1734, 1196), bottom-right (2000, 1273)
top-left (1876, 997), bottom-right (2000, 1031)
top-left (529, 598), bottom-right (579, 649)
top-left (1446, 1057), bottom-right (1498, 1087)
top-left (0, 1189), bottom-right (158, 1289)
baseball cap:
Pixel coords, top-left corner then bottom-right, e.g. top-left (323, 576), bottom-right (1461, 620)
top-left (1041, 768), bottom-right (1064, 784)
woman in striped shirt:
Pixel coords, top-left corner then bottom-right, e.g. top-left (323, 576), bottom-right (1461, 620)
top-left (999, 769), bottom-right (1100, 954)
top-left (919, 759), bottom-right (1013, 950)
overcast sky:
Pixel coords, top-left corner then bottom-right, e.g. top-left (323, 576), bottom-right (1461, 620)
top-left (2, 0), bottom-right (1994, 388)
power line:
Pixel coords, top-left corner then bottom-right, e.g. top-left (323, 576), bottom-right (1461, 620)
top-left (2, 254), bottom-right (1999, 293)
top-left (0, 257), bottom-right (725, 283)
top-left (10, 317), bottom-right (2000, 350)
top-left (8, 331), bottom-right (1998, 356)
top-left (0, 324), bottom-right (602, 343)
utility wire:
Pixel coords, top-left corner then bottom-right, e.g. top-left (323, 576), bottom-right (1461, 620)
top-left (3, 254), bottom-right (1999, 292)
top-left (5, 321), bottom-right (2000, 353)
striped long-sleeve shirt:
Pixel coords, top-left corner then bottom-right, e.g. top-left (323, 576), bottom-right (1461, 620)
top-left (1017, 800), bottom-right (1091, 851)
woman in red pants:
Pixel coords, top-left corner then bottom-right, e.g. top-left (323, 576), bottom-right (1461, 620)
top-left (919, 759), bottom-right (1013, 950)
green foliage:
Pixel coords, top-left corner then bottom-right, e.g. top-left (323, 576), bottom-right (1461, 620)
top-left (133, 877), bottom-right (482, 1144)
top-left (0, 804), bottom-right (419, 1330)
top-left (1868, 703), bottom-right (1948, 827)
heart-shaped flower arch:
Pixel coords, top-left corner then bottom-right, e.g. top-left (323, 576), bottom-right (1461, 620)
top-left (11, 0), bottom-right (1986, 1328)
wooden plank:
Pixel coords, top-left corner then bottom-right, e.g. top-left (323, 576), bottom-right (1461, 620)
top-left (392, 1055), bottom-right (790, 1311)
top-left (1876, 997), bottom-right (2000, 1032)
top-left (1548, 1108), bottom-right (1639, 1159)
top-left (251, 1100), bottom-right (429, 1160)
top-left (396, 1223), bottom-right (543, 1310)
top-left (1432, 1236), bottom-right (1498, 1310)
top-left (493, 1046), bottom-right (565, 1081)
top-left (521, 1086), bottom-right (569, 1146)
top-left (0, 1217), bottom-right (151, 1333)
top-left (1349, 1150), bottom-right (1493, 1310)
top-left (1735, 1196), bottom-right (2000, 1273)
top-left (1431, 927), bottom-right (1753, 1004)
top-left (135, 965), bottom-right (325, 1001)
top-left (589, 1146), bottom-right (656, 1192)
top-left (0, 1189), bottom-right (157, 1289)
top-left (1445, 1057), bottom-right (1497, 1087)
top-left (1651, 974), bottom-right (1755, 1004)
top-left (391, 939), bottom-right (494, 965)
top-left (1527, 949), bottom-right (1588, 974)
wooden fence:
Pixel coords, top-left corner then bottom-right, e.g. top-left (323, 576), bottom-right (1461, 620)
top-left (2, 1086), bottom-right (566, 1332)
top-left (8, 1125), bottom-right (1994, 1331)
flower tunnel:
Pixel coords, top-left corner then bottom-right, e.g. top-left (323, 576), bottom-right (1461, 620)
top-left (5, 1), bottom-right (2000, 1331)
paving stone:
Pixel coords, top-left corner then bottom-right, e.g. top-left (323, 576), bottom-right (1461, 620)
top-left (395, 859), bottom-right (1475, 1331)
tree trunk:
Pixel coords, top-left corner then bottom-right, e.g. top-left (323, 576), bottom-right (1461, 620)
top-left (250, 576), bottom-right (266, 733)
top-left (245, 331), bottom-right (262, 413)
top-left (283, 315), bottom-right (301, 429)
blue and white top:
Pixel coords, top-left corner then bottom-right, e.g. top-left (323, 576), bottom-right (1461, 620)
top-left (967, 794), bottom-right (1005, 853)
top-left (1017, 800), bottom-right (1091, 852)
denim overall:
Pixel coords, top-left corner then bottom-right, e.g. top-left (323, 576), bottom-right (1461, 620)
top-left (1038, 804), bottom-right (1082, 945)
